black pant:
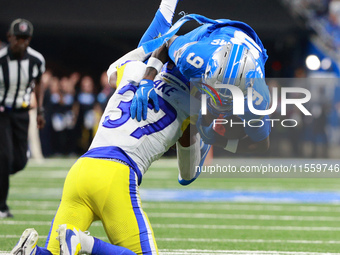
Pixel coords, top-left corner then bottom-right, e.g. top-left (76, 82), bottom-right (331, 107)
top-left (0, 110), bottom-right (29, 211)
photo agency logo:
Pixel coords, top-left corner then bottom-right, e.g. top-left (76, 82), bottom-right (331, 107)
top-left (201, 83), bottom-right (312, 128)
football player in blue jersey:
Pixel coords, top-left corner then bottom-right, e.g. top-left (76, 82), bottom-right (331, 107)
top-left (9, 1), bottom-right (210, 255)
top-left (130, 14), bottom-right (271, 154)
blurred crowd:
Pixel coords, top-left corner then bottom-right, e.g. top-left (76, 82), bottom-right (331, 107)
top-left (10, 0), bottom-right (337, 160)
top-left (33, 67), bottom-right (340, 160)
top-left (287, 0), bottom-right (340, 50)
top-left (266, 75), bottom-right (334, 159)
top-left (37, 70), bottom-right (115, 157)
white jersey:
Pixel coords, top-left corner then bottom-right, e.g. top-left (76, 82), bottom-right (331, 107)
top-left (86, 61), bottom-right (199, 184)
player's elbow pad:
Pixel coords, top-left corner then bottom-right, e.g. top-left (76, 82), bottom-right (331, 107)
top-left (176, 135), bottom-right (200, 181)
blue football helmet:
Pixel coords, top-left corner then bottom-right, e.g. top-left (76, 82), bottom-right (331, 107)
top-left (203, 42), bottom-right (257, 115)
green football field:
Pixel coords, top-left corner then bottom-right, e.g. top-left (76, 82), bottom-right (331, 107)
top-left (1, 158), bottom-right (340, 254)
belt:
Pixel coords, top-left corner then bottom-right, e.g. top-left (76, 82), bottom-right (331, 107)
top-left (0, 106), bottom-right (30, 113)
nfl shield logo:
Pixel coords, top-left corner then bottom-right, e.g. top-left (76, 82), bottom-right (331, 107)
top-left (19, 22), bottom-right (28, 32)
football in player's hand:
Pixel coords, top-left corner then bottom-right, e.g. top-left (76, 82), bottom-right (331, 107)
top-left (202, 112), bottom-right (247, 140)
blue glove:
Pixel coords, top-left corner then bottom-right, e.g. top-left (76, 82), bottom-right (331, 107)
top-left (196, 111), bottom-right (218, 145)
top-left (130, 79), bottom-right (160, 121)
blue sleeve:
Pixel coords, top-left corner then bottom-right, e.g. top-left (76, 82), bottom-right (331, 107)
top-left (138, 9), bottom-right (172, 47)
top-left (244, 115), bottom-right (271, 142)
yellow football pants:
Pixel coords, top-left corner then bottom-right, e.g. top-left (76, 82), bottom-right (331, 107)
top-left (46, 157), bottom-right (158, 255)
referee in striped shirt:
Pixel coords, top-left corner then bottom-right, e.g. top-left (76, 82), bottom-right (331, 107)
top-left (0, 19), bottom-right (46, 218)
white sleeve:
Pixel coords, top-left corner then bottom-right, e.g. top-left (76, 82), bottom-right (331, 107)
top-left (107, 46), bottom-right (151, 83)
top-left (176, 133), bottom-right (201, 181)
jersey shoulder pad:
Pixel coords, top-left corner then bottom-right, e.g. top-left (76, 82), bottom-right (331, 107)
top-left (116, 61), bottom-right (146, 88)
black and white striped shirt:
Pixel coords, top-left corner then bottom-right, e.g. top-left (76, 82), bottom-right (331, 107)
top-left (0, 46), bottom-right (45, 110)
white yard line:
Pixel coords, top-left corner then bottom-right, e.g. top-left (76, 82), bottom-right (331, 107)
top-left (148, 212), bottom-right (340, 221)
top-left (8, 200), bottom-right (340, 212)
top-left (151, 224), bottom-right (340, 231)
top-left (143, 202), bottom-right (340, 213)
top-left (157, 238), bottom-right (340, 244)
top-left (2, 234), bottom-right (339, 245)
top-left (9, 200), bottom-right (60, 206)
top-left (9, 188), bottom-right (62, 194)
top-left (2, 221), bottom-right (340, 231)
top-left (0, 249), bottom-right (338, 255)
top-left (11, 209), bottom-right (58, 215)
top-left (9, 200), bottom-right (60, 208)
top-left (7, 209), bottom-right (340, 221)
top-left (0, 234), bottom-right (106, 240)
top-left (15, 170), bottom-right (173, 179)
top-left (14, 170), bottom-right (68, 178)
top-left (0, 221), bottom-right (102, 227)
top-left (159, 250), bottom-right (339, 255)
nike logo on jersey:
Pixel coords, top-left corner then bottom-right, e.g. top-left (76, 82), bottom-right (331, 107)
top-left (140, 80), bottom-right (149, 86)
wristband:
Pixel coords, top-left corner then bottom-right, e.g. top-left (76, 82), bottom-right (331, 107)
top-left (37, 107), bottom-right (45, 115)
top-left (146, 57), bottom-right (164, 73)
top-left (224, 139), bottom-right (239, 153)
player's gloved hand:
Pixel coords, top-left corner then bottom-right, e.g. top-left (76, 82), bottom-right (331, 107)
top-left (196, 111), bottom-right (218, 145)
top-left (130, 79), bottom-right (159, 121)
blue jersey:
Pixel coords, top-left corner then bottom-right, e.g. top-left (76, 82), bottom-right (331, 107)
top-left (168, 22), bottom-right (267, 81)
top-left (167, 17), bottom-right (270, 142)
top-left (168, 21), bottom-right (270, 142)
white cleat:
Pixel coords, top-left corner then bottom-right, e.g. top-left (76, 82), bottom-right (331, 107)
top-left (57, 224), bottom-right (82, 255)
top-left (10, 228), bottom-right (38, 255)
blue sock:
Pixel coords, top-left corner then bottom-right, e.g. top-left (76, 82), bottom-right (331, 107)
top-left (138, 9), bottom-right (171, 47)
top-left (35, 246), bottom-right (52, 255)
top-left (92, 237), bottom-right (137, 255)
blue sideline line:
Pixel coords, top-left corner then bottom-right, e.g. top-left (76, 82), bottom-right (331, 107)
top-left (139, 189), bottom-right (340, 204)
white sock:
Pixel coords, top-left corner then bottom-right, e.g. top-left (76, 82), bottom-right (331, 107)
top-left (159, 0), bottom-right (179, 24)
top-left (79, 230), bottom-right (95, 254)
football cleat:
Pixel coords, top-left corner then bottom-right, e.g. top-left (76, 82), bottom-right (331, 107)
top-left (0, 209), bottom-right (13, 218)
top-left (57, 224), bottom-right (82, 255)
top-left (10, 228), bottom-right (38, 255)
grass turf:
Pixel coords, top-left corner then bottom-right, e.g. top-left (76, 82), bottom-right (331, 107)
top-left (1, 158), bottom-right (340, 253)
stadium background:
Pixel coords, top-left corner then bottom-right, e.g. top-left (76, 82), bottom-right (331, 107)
top-left (1, 0), bottom-right (339, 159)
top-left (2, 1), bottom-right (340, 254)
top-left (0, 0), bottom-right (307, 78)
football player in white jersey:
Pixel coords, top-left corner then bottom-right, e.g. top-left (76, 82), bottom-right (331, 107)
top-left (9, 1), bottom-right (206, 255)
